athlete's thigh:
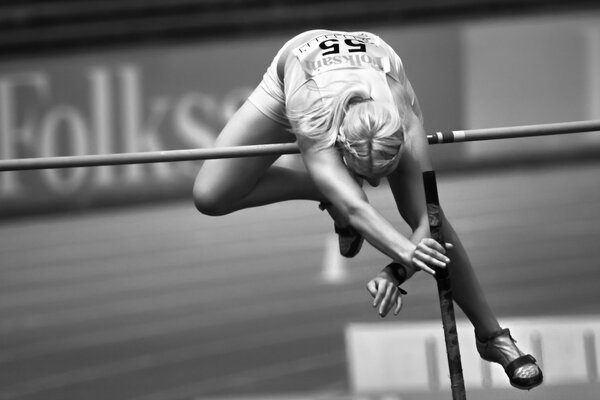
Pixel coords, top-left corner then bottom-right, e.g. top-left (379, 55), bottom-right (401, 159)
top-left (195, 100), bottom-right (295, 194)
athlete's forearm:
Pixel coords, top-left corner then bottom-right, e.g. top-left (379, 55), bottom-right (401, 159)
top-left (346, 201), bottom-right (416, 268)
top-left (402, 223), bottom-right (431, 279)
top-left (409, 223), bottom-right (430, 245)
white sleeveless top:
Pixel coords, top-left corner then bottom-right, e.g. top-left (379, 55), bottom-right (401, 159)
top-left (247, 29), bottom-right (417, 129)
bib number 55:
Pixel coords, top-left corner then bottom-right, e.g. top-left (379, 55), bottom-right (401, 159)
top-left (319, 38), bottom-right (367, 56)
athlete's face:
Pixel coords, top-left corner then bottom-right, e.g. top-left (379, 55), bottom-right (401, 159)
top-left (349, 154), bottom-right (401, 187)
top-left (354, 174), bottom-right (381, 187)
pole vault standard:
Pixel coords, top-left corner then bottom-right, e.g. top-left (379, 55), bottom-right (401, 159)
top-left (0, 119), bottom-right (599, 171)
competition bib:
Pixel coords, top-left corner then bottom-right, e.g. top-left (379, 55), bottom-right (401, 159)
top-left (293, 32), bottom-right (391, 77)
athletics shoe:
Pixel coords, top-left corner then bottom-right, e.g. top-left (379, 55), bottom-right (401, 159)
top-left (319, 202), bottom-right (364, 258)
top-left (334, 223), bottom-right (364, 258)
top-left (476, 328), bottom-right (543, 390)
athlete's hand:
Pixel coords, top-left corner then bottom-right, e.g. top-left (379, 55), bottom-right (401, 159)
top-left (410, 238), bottom-right (453, 276)
top-left (366, 269), bottom-right (405, 318)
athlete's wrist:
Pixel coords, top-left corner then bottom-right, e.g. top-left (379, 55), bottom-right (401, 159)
top-left (382, 262), bottom-right (408, 285)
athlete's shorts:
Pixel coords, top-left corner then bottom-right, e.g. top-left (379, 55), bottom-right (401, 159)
top-left (247, 57), bottom-right (290, 128)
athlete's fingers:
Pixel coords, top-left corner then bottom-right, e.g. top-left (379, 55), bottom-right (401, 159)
top-left (379, 284), bottom-right (396, 317)
top-left (366, 279), bottom-right (378, 298)
top-left (373, 281), bottom-right (386, 308)
top-left (422, 238), bottom-right (447, 254)
top-left (378, 284), bottom-right (391, 315)
top-left (394, 293), bottom-right (403, 315)
top-left (415, 250), bottom-right (448, 268)
top-left (418, 241), bottom-right (450, 264)
top-left (412, 258), bottom-right (436, 276)
top-left (423, 238), bottom-right (454, 253)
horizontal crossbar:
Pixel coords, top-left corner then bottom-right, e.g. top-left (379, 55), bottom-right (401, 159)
top-left (0, 119), bottom-right (599, 171)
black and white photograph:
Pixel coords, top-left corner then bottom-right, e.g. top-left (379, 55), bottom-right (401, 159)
top-left (1, 2), bottom-right (599, 400)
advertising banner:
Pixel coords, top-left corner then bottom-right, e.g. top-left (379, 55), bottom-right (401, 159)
top-left (0, 38), bottom-right (286, 217)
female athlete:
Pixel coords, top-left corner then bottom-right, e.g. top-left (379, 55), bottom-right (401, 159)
top-left (193, 29), bottom-right (542, 390)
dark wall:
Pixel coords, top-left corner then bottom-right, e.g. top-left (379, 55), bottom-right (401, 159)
top-left (1, 0), bottom-right (599, 58)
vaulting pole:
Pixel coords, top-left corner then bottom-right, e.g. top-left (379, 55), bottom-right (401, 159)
top-left (423, 170), bottom-right (467, 400)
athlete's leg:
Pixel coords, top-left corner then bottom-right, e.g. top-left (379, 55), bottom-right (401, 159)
top-left (439, 214), bottom-right (502, 338)
top-left (440, 215), bottom-right (543, 389)
top-left (193, 100), bottom-right (325, 216)
top-left (389, 137), bottom-right (503, 336)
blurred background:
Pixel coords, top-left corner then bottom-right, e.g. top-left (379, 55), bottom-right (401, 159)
top-left (1, 1), bottom-right (600, 399)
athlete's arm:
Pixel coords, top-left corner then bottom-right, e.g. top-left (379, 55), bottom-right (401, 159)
top-left (297, 135), bottom-right (447, 274)
top-left (387, 112), bottom-right (452, 277)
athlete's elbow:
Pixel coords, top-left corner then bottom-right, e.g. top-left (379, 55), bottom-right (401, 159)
top-left (344, 199), bottom-right (372, 224)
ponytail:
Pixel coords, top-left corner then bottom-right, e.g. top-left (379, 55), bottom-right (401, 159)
top-left (287, 80), bottom-right (372, 150)
top-left (287, 79), bottom-right (405, 177)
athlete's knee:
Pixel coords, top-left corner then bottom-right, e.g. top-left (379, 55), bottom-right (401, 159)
top-left (193, 178), bottom-right (231, 216)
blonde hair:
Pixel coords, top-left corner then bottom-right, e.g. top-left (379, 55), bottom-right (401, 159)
top-left (288, 80), bottom-right (404, 177)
